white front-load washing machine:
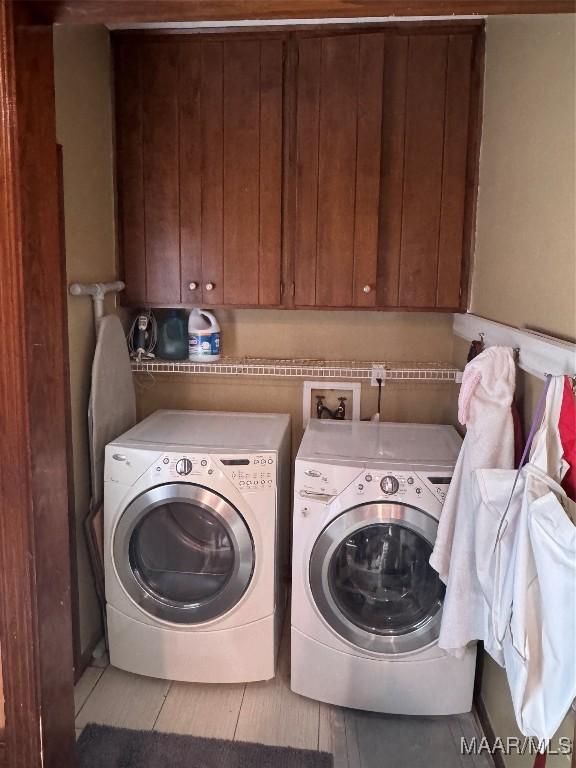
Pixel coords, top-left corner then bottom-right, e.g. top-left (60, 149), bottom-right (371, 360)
top-left (104, 409), bottom-right (290, 683)
top-left (291, 420), bottom-right (476, 715)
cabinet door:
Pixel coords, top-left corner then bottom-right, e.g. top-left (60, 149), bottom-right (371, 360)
top-left (115, 40), bottom-right (181, 306)
top-left (378, 33), bottom-right (476, 309)
top-left (293, 30), bottom-right (479, 310)
top-left (182, 39), bottom-right (284, 307)
top-left (114, 36), bottom-right (284, 308)
top-left (294, 34), bottom-right (384, 308)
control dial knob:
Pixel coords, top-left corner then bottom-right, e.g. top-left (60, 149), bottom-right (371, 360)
top-left (176, 458), bottom-right (193, 476)
top-left (380, 475), bottom-right (399, 495)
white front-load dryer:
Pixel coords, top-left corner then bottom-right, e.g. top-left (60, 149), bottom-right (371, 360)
top-left (104, 410), bottom-right (290, 683)
top-left (291, 420), bottom-right (476, 715)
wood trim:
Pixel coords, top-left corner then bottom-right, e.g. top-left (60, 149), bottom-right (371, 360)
top-left (0, 3), bottom-right (76, 767)
top-left (0, 737), bottom-right (6, 768)
top-left (57, 144), bottom-right (83, 681)
top-left (280, 36), bottom-right (297, 308)
top-left (459, 22), bottom-right (485, 310)
top-left (111, 20), bottom-right (485, 38)
top-left (474, 696), bottom-right (505, 768)
top-left (122, 301), bottom-right (462, 312)
top-left (74, 628), bottom-right (103, 685)
top-left (29, 1), bottom-right (576, 25)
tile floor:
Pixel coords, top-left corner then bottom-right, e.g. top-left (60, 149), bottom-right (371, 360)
top-left (75, 626), bottom-right (494, 768)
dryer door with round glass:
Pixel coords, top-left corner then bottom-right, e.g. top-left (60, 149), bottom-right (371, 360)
top-left (309, 502), bottom-right (444, 654)
top-left (113, 483), bottom-right (254, 624)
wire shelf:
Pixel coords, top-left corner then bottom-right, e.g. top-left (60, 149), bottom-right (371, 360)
top-left (132, 357), bottom-right (462, 384)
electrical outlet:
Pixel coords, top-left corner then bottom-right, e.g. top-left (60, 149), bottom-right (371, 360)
top-left (371, 365), bottom-right (386, 387)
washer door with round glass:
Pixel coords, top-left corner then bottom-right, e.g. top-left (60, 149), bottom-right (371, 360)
top-left (113, 483), bottom-right (254, 624)
top-left (309, 502), bottom-right (444, 654)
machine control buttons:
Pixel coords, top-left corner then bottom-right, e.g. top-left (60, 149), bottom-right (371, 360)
top-left (380, 475), bottom-right (400, 495)
top-left (416, 487), bottom-right (422, 495)
top-left (407, 476), bottom-right (414, 485)
top-left (201, 459), bottom-right (208, 467)
top-left (176, 458), bottom-right (193, 476)
top-left (357, 484), bottom-right (364, 492)
top-left (365, 474), bottom-right (373, 483)
top-left (163, 457), bottom-right (170, 465)
top-left (305, 469), bottom-right (322, 478)
top-left (231, 465), bottom-right (274, 491)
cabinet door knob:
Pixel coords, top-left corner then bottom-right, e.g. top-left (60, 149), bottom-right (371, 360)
top-left (188, 281), bottom-right (198, 291)
top-left (205, 282), bottom-right (215, 292)
top-left (362, 284), bottom-right (373, 294)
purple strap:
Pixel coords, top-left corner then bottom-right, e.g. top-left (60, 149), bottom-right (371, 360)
top-left (495, 374), bottom-right (553, 543)
top-left (517, 374), bottom-right (553, 470)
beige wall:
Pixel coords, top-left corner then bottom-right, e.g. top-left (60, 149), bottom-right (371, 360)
top-left (471, 15), bottom-right (576, 342)
top-left (137, 310), bottom-right (459, 453)
top-left (211, 309), bottom-right (454, 361)
top-left (54, 25), bottom-right (117, 659)
top-left (463, 16), bottom-right (576, 760)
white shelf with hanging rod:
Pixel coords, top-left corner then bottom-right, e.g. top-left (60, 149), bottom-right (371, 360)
top-left (453, 313), bottom-right (576, 380)
top-left (131, 357), bottom-right (463, 384)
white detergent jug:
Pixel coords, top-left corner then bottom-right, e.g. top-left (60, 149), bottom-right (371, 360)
top-left (188, 309), bottom-right (221, 362)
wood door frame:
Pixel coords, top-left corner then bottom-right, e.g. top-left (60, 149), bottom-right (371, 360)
top-left (0, 2), bottom-right (76, 767)
top-left (27, 0), bottom-right (576, 25)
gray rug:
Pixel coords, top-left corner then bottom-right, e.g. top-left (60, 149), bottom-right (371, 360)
top-left (77, 724), bottom-right (333, 768)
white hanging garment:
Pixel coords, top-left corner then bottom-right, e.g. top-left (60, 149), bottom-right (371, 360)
top-left (473, 465), bottom-right (523, 666)
top-left (429, 346), bottom-right (516, 657)
top-left (502, 378), bottom-right (575, 741)
top-left (471, 376), bottom-right (576, 741)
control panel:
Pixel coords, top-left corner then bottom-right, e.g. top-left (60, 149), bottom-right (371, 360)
top-left (153, 454), bottom-right (210, 479)
top-left (148, 452), bottom-right (276, 493)
top-left (353, 470), bottom-right (452, 504)
top-left (222, 454), bottom-right (275, 492)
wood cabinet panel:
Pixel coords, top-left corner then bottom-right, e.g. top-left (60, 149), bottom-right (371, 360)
top-left (378, 31), bottom-right (478, 310)
top-left (142, 42), bottom-right (181, 304)
top-left (398, 35), bottom-right (448, 308)
top-left (292, 28), bottom-right (480, 310)
top-left (224, 41), bottom-right (266, 305)
top-left (436, 34), bottom-right (474, 308)
top-left (293, 38), bottom-right (321, 307)
top-left (114, 43), bottom-right (146, 305)
top-left (258, 40), bottom-right (284, 306)
top-left (353, 34), bottom-right (385, 308)
top-left (179, 43), bottom-right (203, 305)
top-left (316, 35), bottom-right (358, 308)
top-left (376, 34), bottom-right (408, 308)
top-left (294, 34), bottom-right (386, 308)
top-left (199, 42), bottom-right (225, 306)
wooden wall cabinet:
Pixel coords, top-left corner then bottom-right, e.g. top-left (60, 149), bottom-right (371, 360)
top-left (114, 36), bottom-right (284, 307)
top-left (113, 24), bottom-right (483, 311)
